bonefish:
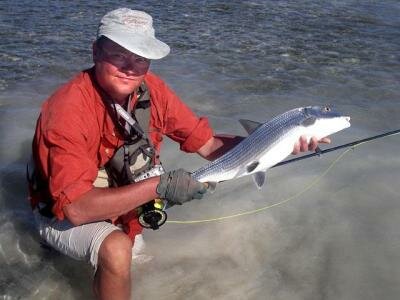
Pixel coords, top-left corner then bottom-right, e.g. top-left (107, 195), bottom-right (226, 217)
top-left (192, 106), bottom-right (351, 190)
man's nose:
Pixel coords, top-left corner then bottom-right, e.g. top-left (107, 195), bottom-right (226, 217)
top-left (121, 59), bottom-right (147, 76)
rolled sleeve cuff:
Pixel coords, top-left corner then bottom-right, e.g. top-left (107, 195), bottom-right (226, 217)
top-left (180, 117), bottom-right (214, 153)
top-left (52, 181), bottom-right (93, 220)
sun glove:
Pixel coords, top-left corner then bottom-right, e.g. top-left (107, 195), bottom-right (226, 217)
top-left (156, 169), bottom-right (207, 205)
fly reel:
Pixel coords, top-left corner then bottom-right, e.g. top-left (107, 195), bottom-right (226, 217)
top-left (138, 199), bottom-right (167, 230)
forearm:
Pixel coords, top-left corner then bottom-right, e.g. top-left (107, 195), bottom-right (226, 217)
top-left (63, 176), bottom-right (160, 226)
top-left (197, 134), bottom-right (245, 161)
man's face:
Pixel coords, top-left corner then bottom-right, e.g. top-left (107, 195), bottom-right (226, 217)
top-left (93, 38), bottom-right (151, 103)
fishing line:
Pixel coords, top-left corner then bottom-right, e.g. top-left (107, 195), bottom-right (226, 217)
top-left (166, 129), bottom-right (400, 225)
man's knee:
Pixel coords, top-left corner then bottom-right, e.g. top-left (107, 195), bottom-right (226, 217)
top-left (98, 230), bottom-right (133, 274)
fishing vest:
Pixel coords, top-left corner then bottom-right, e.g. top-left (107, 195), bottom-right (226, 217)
top-left (104, 82), bottom-right (159, 187)
top-left (104, 82), bottom-right (168, 230)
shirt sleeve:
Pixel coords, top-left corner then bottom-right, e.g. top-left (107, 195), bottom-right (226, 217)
top-left (46, 129), bottom-right (98, 220)
top-left (42, 86), bottom-right (99, 220)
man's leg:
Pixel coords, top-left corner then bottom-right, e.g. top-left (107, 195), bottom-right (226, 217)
top-left (33, 209), bottom-right (134, 299)
top-left (93, 230), bottom-right (133, 300)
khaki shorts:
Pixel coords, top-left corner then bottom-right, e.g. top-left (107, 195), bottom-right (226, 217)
top-left (34, 210), bottom-right (146, 271)
top-left (33, 209), bottom-right (119, 270)
top-left (33, 169), bottom-right (146, 271)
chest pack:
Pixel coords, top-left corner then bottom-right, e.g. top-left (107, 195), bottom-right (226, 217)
top-left (105, 82), bottom-right (167, 230)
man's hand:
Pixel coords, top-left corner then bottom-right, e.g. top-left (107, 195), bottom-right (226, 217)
top-left (292, 136), bottom-right (331, 155)
top-left (156, 169), bottom-right (207, 205)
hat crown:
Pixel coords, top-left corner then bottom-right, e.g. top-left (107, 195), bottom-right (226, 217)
top-left (96, 8), bottom-right (170, 60)
top-left (98, 8), bottom-right (155, 37)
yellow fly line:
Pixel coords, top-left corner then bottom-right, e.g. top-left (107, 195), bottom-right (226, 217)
top-left (167, 141), bottom-right (370, 225)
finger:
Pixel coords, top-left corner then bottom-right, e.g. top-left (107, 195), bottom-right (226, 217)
top-left (292, 141), bottom-right (300, 155)
top-left (200, 186), bottom-right (208, 193)
top-left (319, 137), bottom-right (331, 144)
top-left (309, 136), bottom-right (319, 151)
top-left (195, 182), bottom-right (208, 194)
top-left (299, 136), bottom-right (308, 152)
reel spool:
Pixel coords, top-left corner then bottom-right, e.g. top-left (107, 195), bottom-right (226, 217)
top-left (138, 199), bottom-right (167, 230)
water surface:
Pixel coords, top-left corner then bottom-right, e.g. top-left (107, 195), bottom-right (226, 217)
top-left (0, 1), bottom-right (399, 299)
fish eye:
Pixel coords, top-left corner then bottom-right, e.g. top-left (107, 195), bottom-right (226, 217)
top-left (323, 106), bottom-right (331, 112)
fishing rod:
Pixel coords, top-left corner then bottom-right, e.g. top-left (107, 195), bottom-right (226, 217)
top-left (272, 128), bottom-right (400, 168)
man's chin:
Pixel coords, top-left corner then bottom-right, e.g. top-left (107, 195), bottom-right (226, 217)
top-left (117, 77), bottom-right (143, 90)
top-left (102, 79), bottom-right (143, 102)
top-left (112, 87), bottom-right (138, 102)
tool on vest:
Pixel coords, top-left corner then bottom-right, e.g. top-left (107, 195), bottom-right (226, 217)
top-left (113, 102), bottom-right (145, 137)
top-left (105, 82), bottom-right (168, 230)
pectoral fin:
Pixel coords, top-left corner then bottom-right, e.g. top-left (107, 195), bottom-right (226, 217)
top-left (252, 172), bottom-right (266, 190)
top-left (246, 161), bottom-right (259, 173)
top-left (301, 116), bottom-right (317, 127)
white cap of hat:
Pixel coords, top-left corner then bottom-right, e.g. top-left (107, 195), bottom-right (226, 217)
top-left (97, 8), bottom-right (170, 59)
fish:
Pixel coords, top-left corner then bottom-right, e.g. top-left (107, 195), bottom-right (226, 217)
top-left (191, 106), bottom-right (351, 190)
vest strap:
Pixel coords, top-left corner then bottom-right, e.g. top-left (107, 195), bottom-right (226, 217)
top-left (105, 81), bottom-right (159, 187)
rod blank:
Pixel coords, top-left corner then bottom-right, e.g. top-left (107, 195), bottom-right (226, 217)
top-left (272, 129), bottom-right (400, 168)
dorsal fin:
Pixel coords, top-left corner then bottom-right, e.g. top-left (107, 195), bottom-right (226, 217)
top-left (239, 119), bottom-right (262, 135)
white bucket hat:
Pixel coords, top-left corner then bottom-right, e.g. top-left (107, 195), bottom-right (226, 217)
top-left (97, 8), bottom-right (170, 60)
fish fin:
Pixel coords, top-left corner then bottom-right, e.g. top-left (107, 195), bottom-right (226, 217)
top-left (252, 172), bottom-right (266, 190)
top-left (239, 119), bottom-right (262, 135)
top-left (300, 116), bottom-right (317, 127)
top-left (246, 161), bottom-right (259, 173)
top-left (206, 182), bottom-right (217, 193)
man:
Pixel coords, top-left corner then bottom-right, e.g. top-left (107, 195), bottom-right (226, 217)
top-left (29, 8), bottom-right (327, 300)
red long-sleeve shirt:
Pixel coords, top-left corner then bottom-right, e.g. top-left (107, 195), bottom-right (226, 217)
top-left (31, 68), bottom-right (213, 238)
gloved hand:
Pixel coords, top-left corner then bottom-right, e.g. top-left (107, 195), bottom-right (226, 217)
top-left (156, 169), bottom-right (207, 205)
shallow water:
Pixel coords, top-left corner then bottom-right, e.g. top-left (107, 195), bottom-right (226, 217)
top-left (0, 1), bottom-right (399, 299)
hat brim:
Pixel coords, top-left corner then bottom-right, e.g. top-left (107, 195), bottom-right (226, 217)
top-left (101, 31), bottom-right (170, 60)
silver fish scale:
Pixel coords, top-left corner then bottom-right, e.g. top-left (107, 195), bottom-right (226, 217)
top-left (192, 108), bottom-right (307, 181)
